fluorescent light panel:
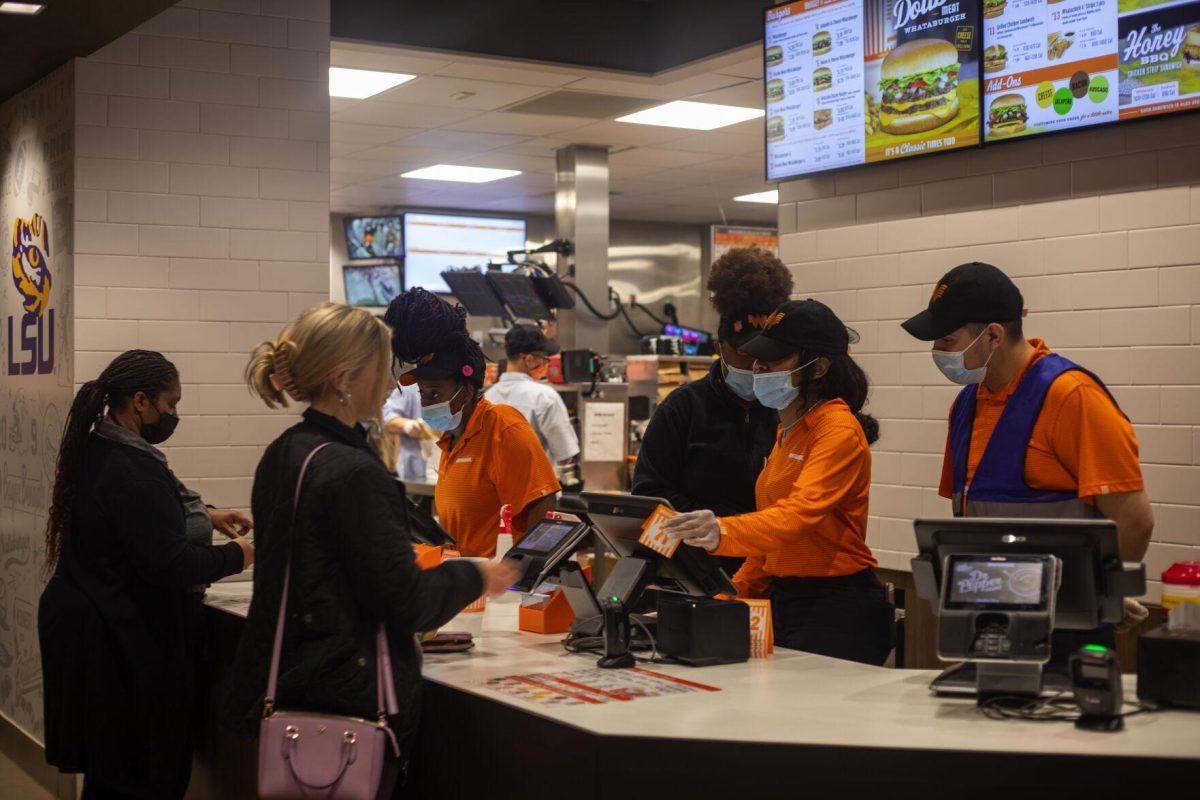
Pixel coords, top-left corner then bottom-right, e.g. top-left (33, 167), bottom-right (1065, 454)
top-left (328, 67), bottom-right (415, 99)
top-left (616, 100), bottom-right (764, 130)
top-left (734, 190), bottom-right (779, 204)
top-left (0, 2), bottom-right (46, 14)
top-left (401, 164), bottom-right (522, 183)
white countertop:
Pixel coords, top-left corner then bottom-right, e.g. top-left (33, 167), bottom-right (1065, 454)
top-left (204, 584), bottom-right (1200, 761)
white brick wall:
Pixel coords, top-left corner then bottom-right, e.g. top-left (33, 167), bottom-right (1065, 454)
top-left (74, 0), bottom-right (331, 510)
top-left (778, 116), bottom-right (1200, 601)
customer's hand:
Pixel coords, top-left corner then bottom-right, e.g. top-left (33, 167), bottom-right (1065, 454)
top-left (1115, 597), bottom-right (1150, 632)
top-left (211, 508), bottom-right (253, 538)
top-left (662, 510), bottom-right (722, 552)
top-left (232, 535), bottom-right (255, 570)
top-left (477, 559), bottom-right (519, 596)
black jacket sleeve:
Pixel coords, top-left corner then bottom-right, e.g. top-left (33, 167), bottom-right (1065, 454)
top-left (632, 392), bottom-right (701, 512)
top-left (115, 478), bottom-right (244, 588)
top-left (330, 461), bottom-right (484, 634)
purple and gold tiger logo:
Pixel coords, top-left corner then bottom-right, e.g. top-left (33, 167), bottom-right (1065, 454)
top-left (7, 214), bottom-right (55, 376)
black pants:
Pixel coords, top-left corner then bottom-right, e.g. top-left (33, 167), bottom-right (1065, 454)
top-left (770, 569), bottom-right (895, 666)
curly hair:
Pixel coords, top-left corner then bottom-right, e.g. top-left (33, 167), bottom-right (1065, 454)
top-left (707, 246), bottom-right (794, 319)
top-left (384, 288), bottom-right (485, 389)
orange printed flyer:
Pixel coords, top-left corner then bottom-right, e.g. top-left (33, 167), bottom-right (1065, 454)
top-left (638, 504), bottom-right (680, 558)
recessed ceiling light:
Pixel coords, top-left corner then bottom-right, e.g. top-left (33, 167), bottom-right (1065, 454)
top-left (0, 2), bottom-right (46, 14)
top-left (328, 67), bottom-right (415, 99)
top-left (616, 100), bottom-right (765, 131)
top-left (401, 164), bottom-right (522, 183)
top-left (734, 190), bottom-right (779, 204)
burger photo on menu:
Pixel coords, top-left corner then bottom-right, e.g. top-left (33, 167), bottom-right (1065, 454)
top-left (813, 30), bottom-right (832, 57)
top-left (813, 108), bottom-right (833, 130)
top-left (767, 78), bottom-right (785, 103)
top-left (984, 0), bottom-right (1006, 18)
top-left (767, 115), bottom-right (785, 142)
top-left (984, 44), bottom-right (1007, 74)
top-left (813, 66), bottom-right (833, 92)
top-left (988, 93), bottom-right (1028, 137)
top-left (766, 45), bottom-right (783, 68)
top-left (877, 39), bottom-right (961, 135)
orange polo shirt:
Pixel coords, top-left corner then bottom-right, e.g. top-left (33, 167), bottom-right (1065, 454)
top-left (938, 339), bottom-right (1143, 505)
top-left (714, 399), bottom-right (877, 598)
top-left (435, 397), bottom-right (561, 558)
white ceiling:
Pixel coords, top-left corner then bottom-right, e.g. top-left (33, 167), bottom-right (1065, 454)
top-left (329, 41), bottom-right (775, 226)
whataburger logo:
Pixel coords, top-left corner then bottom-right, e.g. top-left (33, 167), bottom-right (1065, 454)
top-left (7, 213), bottom-right (55, 375)
top-left (930, 283), bottom-right (949, 305)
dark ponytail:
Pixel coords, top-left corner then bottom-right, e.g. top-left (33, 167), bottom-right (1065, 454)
top-left (385, 288), bottom-right (486, 390)
top-left (45, 350), bottom-right (179, 573)
top-left (796, 339), bottom-right (880, 445)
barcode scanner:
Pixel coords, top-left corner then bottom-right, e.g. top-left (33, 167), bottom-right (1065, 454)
top-left (598, 596), bottom-right (635, 669)
top-left (1070, 644), bottom-right (1124, 732)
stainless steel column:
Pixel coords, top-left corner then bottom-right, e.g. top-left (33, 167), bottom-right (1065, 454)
top-left (555, 145), bottom-right (609, 352)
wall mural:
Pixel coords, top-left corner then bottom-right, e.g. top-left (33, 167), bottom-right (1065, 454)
top-left (0, 62), bottom-right (74, 744)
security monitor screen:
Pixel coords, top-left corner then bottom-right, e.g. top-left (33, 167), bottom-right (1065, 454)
top-left (343, 264), bottom-right (401, 307)
top-left (344, 215), bottom-right (402, 260)
top-left (947, 557), bottom-right (1047, 607)
top-left (517, 520), bottom-right (577, 555)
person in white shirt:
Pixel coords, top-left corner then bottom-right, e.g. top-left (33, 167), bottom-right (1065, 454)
top-left (381, 382), bottom-right (430, 481)
top-left (485, 324), bottom-right (580, 465)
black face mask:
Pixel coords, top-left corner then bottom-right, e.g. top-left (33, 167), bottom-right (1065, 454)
top-left (140, 409), bottom-right (180, 445)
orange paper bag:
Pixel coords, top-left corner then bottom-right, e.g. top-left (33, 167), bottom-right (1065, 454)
top-left (638, 504), bottom-right (680, 558)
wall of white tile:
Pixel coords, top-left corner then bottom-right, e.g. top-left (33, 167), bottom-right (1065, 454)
top-left (73, 0), bottom-right (331, 511)
top-left (777, 117), bottom-right (1200, 602)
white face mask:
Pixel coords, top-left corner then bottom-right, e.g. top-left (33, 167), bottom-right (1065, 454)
top-left (931, 328), bottom-right (995, 385)
top-left (721, 359), bottom-right (756, 402)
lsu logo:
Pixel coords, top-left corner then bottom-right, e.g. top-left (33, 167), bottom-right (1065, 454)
top-left (930, 283), bottom-right (948, 305)
top-left (7, 214), bottom-right (55, 376)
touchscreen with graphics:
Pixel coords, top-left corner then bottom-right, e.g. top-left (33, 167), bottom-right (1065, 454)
top-left (982, 0), bottom-right (1200, 141)
top-left (948, 558), bottom-right (1047, 606)
top-left (765, 0), bottom-right (982, 180)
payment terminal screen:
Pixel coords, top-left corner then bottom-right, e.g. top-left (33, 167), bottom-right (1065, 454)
top-left (518, 521), bottom-right (576, 554)
top-left (949, 558), bottom-right (1046, 606)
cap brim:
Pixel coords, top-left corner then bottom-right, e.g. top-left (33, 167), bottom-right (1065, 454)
top-left (724, 327), bottom-right (759, 351)
top-left (901, 309), bottom-right (939, 341)
top-left (740, 332), bottom-right (794, 362)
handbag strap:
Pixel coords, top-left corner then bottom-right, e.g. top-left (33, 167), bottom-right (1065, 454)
top-left (263, 443), bottom-right (402, 721)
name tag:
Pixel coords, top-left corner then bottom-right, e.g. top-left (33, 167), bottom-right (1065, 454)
top-left (455, 457), bottom-right (473, 464)
top-left (788, 453), bottom-right (805, 462)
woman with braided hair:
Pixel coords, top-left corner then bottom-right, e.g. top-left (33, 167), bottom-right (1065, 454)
top-left (38, 349), bottom-right (254, 800)
top-left (386, 288), bottom-right (560, 557)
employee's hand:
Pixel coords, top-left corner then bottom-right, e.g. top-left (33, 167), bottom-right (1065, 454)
top-left (661, 510), bottom-right (722, 552)
top-left (232, 536), bottom-right (255, 570)
top-left (211, 508), bottom-right (253, 539)
top-left (1115, 597), bottom-right (1150, 632)
top-left (477, 560), bottom-right (519, 597)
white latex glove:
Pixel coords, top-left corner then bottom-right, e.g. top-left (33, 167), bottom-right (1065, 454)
top-left (661, 509), bottom-right (722, 552)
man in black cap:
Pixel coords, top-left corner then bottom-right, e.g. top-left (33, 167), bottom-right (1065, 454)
top-left (485, 323), bottom-right (579, 465)
top-left (903, 262), bottom-right (1152, 636)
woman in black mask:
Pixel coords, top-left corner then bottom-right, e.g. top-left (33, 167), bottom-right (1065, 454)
top-left (38, 349), bottom-right (254, 800)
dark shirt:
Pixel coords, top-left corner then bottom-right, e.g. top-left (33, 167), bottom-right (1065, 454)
top-left (633, 360), bottom-right (778, 518)
top-left (224, 409), bottom-right (482, 750)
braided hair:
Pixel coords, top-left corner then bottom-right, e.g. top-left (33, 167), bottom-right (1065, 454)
top-left (384, 288), bottom-right (486, 390)
top-left (45, 350), bottom-right (179, 573)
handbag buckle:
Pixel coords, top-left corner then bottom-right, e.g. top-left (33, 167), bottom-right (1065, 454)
top-left (343, 730), bottom-right (357, 745)
top-left (285, 725), bottom-right (300, 741)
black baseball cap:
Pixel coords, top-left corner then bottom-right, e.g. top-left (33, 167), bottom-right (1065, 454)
top-left (504, 324), bottom-right (559, 359)
top-left (902, 262), bottom-right (1024, 341)
top-left (719, 312), bottom-right (772, 349)
top-left (740, 299), bottom-right (855, 362)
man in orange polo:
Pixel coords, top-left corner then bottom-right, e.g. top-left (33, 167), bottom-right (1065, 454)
top-left (902, 262), bottom-right (1153, 643)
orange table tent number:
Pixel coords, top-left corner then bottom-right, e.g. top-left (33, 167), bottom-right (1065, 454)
top-left (519, 566), bottom-right (591, 635)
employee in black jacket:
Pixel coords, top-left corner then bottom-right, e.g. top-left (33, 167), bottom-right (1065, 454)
top-left (633, 247), bottom-right (794, 572)
top-left (225, 303), bottom-right (514, 794)
top-left (39, 350), bottom-right (255, 800)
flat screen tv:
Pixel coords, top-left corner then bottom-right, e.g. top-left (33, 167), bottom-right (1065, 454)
top-left (344, 215), bottom-right (402, 260)
top-left (343, 264), bottom-right (402, 308)
top-left (403, 213), bottom-right (527, 294)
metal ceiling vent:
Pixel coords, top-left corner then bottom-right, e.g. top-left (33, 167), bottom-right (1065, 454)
top-left (504, 91), bottom-right (653, 118)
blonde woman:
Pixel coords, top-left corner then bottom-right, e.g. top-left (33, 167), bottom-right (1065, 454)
top-left (224, 303), bottom-right (513, 791)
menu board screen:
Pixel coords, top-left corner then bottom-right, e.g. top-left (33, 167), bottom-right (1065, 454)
top-left (765, 0), bottom-right (982, 180)
top-left (982, 0), bottom-right (1200, 141)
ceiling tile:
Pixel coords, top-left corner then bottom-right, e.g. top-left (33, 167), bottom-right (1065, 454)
top-left (569, 72), bottom-right (746, 101)
top-left (561, 120), bottom-right (690, 148)
top-left (332, 101), bottom-right (482, 128)
top-left (331, 122), bottom-right (421, 145)
top-left (668, 131), bottom-right (763, 156)
top-left (331, 44), bottom-right (455, 75)
top-left (399, 129), bottom-right (530, 153)
top-left (715, 57), bottom-right (765, 80)
top-left (691, 80), bottom-right (763, 108)
top-left (608, 147), bottom-right (728, 169)
top-left (445, 111), bottom-right (590, 137)
top-left (371, 75), bottom-right (551, 110)
top-left (436, 61), bottom-right (584, 88)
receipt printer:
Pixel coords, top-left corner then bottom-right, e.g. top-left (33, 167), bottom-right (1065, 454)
top-left (657, 595), bottom-right (749, 667)
top-left (1137, 626), bottom-right (1200, 709)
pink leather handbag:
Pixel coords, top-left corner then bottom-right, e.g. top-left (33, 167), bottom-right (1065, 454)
top-left (258, 443), bottom-right (402, 799)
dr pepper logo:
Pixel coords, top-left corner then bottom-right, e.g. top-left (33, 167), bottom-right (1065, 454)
top-left (8, 213), bottom-right (55, 376)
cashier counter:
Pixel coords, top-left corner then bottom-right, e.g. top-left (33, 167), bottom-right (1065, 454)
top-left (195, 516), bottom-right (1200, 800)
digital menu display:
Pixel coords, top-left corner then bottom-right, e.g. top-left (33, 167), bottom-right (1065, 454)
top-left (765, 0), bottom-right (982, 180)
top-left (982, 0), bottom-right (1200, 141)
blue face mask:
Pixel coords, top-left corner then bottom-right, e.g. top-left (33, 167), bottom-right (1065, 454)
top-left (752, 359), bottom-right (817, 410)
top-left (722, 360), bottom-right (757, 402)
top-left (421, 387), bottom-right (465, 432)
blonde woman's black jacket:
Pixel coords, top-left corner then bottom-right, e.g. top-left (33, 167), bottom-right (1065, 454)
top-left (223, 409), bottom-right (482, 754)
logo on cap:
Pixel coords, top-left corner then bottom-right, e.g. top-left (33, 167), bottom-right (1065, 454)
top-left (761, 311), bottom-right (785, 330)
top-left (930, 283), bottom-right (949, 305)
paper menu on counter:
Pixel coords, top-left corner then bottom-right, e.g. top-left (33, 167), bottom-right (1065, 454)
top-left (638, 504), bottom-right (680, 558)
